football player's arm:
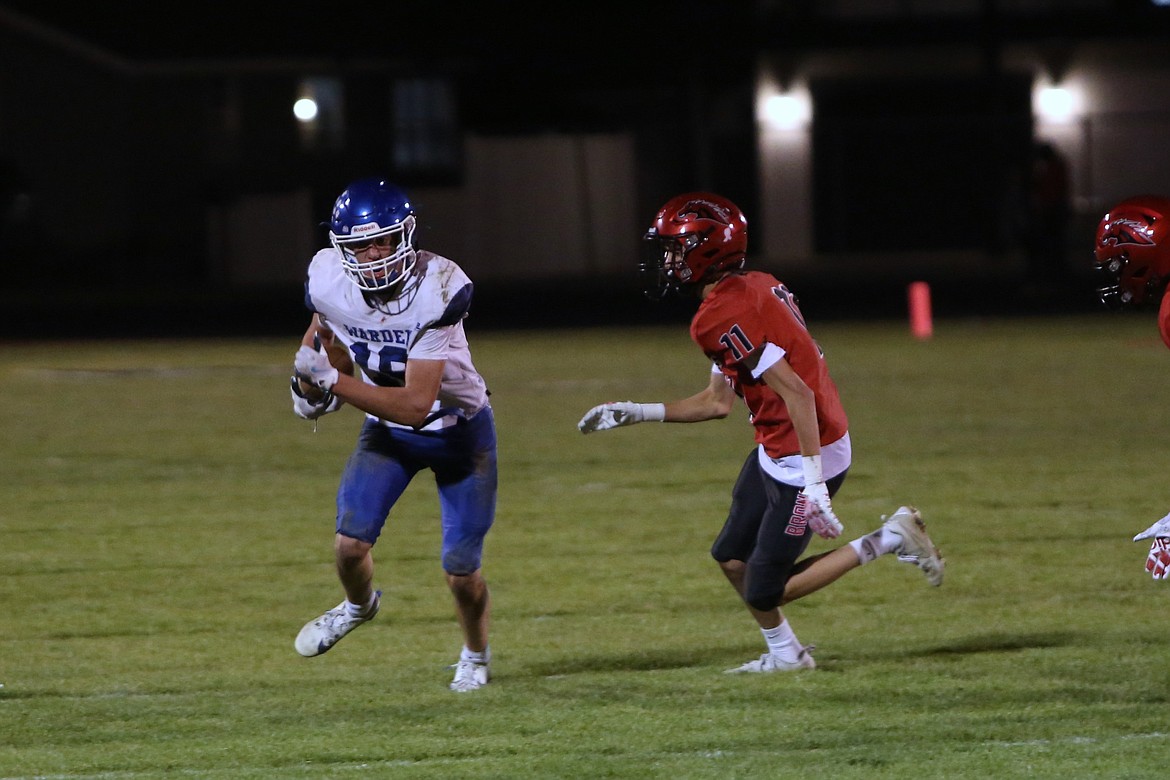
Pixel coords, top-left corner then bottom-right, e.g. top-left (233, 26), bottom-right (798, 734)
top-left (577, 370), bottom-right (734, 433)
top-left (300, 314), bottom-right (334, 348)
top-left (758, 356), bottom-right (843, 539)
top-left (663, 370), bottom-right (737, 422)
top-left (329, 357), bottom-right (444, 429)
top-left (290, 314), bottom-right (343, 418)
top-left (758, 358), bottom-right (820, 458)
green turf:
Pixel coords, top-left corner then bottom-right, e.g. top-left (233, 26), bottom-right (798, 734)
top-left (2, 313), bottom-right (1168, 778)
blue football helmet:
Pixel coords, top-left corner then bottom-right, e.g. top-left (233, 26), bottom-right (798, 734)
top-left (328, 177), bottom-right (418, 292)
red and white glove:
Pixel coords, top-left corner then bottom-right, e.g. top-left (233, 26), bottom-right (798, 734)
top-left (1133, 513), bottom-right (1170, 580)
top-left (800, 455), bottom-right (842, 539)
top-left (1144, 539), bottom-right (1170, 580)
top-left (577, 401), bottom-right (665, 434)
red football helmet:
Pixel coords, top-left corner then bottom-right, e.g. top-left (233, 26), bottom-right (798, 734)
top-left (1093, 195), bottom-right (1170, 308)
top-left (641, 192), bottom-right (748, 299)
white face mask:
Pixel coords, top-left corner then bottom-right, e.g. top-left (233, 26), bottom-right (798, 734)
top-left (331, 215), bottom-right (418, 292)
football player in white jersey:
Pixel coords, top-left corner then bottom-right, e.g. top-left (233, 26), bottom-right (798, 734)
top-left (290, 177), bottom-right (496, 692)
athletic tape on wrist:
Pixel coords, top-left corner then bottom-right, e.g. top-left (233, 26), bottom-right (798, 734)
top-left (801, 455), bottom-right (823, 486)
top-left (641, 403), bottom-right (666, 422)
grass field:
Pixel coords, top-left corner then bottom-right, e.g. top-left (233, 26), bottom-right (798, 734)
top-left (2, 313), bottom-right (1169, 778)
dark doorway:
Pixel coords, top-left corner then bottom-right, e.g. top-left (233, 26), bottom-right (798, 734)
top-left (811, 75), bottom-right (1033, 254)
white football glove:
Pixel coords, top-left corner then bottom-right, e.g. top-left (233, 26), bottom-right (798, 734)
top-left (799, 455), bottom-right (842, 539)
top-left (1133, 511), bottom-right (1170, 541)
top-left (1144, 539), bottom-right (1170, 580)
top-left (290, 378), bottom-right (342, 420)
top-left (294, 343), bottom-right (339, 392)
top-left (577, 402), bottom-right (665, 434)
top-left (800, 481), bottom-right (843, 539)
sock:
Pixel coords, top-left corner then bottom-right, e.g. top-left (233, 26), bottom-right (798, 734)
top-left (460, 645), bottom-right (490, 664)
top-left (850, 525), bottom-right (902, 564)
top-left (761, 620), bottom-right (800, 662)
top-left (345, 592), bottom-right (377, 618)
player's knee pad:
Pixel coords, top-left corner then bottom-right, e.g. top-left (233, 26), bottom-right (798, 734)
top-left (335, 511), bottom-right (384, 545)
top-left (441, 539), bottom-right (483, 576)
top-left (744, 583), bottom-right (784, 613)
top-left (743, 561), bottom-right (789, 612)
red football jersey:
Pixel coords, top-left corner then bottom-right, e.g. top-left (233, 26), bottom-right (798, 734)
top-left (690, 271), bottom-right (849, 459)
top-left (1160, 291), bottom-right (1170, 350)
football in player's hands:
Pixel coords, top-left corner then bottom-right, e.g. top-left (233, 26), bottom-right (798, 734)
top-left (296, 339), bottom-right (354, 401)
top-left (324, 341), bottom-right (354, 377)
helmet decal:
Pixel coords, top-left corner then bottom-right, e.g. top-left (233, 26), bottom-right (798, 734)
top-left (348, 221), bottom-right (389, 236)
top-left (673, 198), bottom-right (734, 226)
top-left (1099, 216), bottom-right (1156, 249)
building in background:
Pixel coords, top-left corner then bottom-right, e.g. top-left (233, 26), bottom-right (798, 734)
top-left (2, 0), bottom-right (1169, 329)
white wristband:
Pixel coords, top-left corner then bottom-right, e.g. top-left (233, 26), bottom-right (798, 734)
top-left (801, 455), bottom-right (823, 486)
top-left (640, 403), bottom-right (666, 422)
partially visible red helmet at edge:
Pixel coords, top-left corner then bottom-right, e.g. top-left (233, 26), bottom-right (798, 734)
top-left (641, 192), bottom-right (748, 299)
top-left (1093, 194), bottom-right (1170, 308)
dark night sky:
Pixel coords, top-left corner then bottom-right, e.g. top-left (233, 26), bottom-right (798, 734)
top-left (7, 2), bottom-right (1170, 70)
top-left (2, 2), bottom-right (488, 59)
top-left (0, 2), bottom-right (746, 76)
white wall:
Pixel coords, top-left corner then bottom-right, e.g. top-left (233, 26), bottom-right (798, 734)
top-left (212, 133), bottom-right (639, 285)
top-left (413, 133), bottom-right (638, 281)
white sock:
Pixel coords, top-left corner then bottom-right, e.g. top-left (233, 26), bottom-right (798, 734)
top-left (345, 592), bottom-right (378, 618)
top-left (460, 645), bottom-right (490, 664)
top-left (761, 620), bottom-right (800, 662)
top-left (850, 526), bottom-right (902, 564)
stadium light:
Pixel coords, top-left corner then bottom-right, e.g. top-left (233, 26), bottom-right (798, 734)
top-left (293, 97), bottom-right (319, 123)
top-left (1034, 83), bottom-right (1083, 124)
top-left (294, 77), bottom-right (344, 151)
top-left (761, 90), bottom-right (811, 131)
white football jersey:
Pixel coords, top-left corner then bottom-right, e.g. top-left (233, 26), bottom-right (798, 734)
top-left (304, 249), bottom-right (490, 431)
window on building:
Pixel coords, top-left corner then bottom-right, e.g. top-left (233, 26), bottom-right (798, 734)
top-left (391, 77), bottom-right (460, 182)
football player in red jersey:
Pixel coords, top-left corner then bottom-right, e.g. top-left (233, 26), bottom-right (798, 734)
top-left (578, 192), bottom-right (944, 673)
top-left (1093, 194), bottom-right (1170, 578)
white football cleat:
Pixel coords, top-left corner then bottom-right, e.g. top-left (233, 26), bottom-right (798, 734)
top-left (724, 645), bottom-right (816, 674)
top-left (883, 506), bottom-right (944, 587)
top-left (294, 590), bottom-right (380, 657)
top-left (449, 658), bottom-right (491, 692)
